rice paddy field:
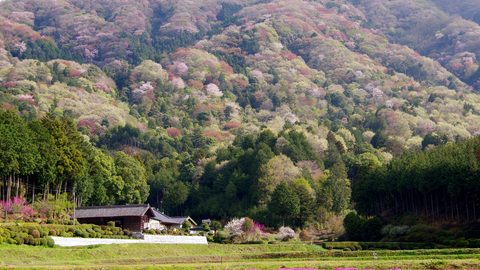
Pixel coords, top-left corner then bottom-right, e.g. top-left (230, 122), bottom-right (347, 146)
top-left (0, 243), bottom-right (479, 269)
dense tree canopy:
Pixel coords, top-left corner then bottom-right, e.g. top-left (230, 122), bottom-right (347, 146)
top-left (0, 0), bottom-right (479, 234)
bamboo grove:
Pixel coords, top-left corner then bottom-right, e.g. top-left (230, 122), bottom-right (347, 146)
top-left (353, 136), bottom-right (480, 223)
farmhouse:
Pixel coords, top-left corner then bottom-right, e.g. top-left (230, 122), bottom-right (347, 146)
top-left (75, 204), bottom-right (193, 232)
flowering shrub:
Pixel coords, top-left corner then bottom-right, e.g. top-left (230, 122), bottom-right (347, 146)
top-left (277, 226), bottom-right (296, 241)
top-left (253, 221), bottom-right (265, 234)
top-left (225, 218), bottom-right (245, 237)
top-left (0, 197), bottom-right (35, 220)
top-left (279, 268), bottom-right (317, 270)
top-left (224, 217), bottom-right (267, 243)
top-left (167, 127), bottom-right (182, 138)
top-left (206, 83), bottom-right (223, 97)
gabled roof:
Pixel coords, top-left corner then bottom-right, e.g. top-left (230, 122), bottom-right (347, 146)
top-left (170, 216), bottom-right (197, 226)
top-left (150, 208), bottom-right (181, 225)
top-left (75, 204), bottom-right (151, 219)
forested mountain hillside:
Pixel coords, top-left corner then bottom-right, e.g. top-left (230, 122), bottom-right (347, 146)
top-left (0, 0), bottom-right (479, 232)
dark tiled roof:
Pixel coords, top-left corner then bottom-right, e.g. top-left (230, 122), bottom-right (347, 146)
top-left (75, 204), bottom-right (151, 219)
top-left (170, 216), bottom-right (197, 226)
top-left (150, 208), bottom-right (181, 225)
top-left (170, 217), bottom-right (186, 224)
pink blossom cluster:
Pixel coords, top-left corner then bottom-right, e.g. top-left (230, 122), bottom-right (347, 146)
top-left (252, 221), bottom-right (265, 234)
top-left (0, 197), bottom-right (34, 218)
top-left (279, 268), bottom-right (317, 270)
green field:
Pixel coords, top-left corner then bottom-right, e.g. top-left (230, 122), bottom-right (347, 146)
top-left (0, 243), bottom-right (479, 269)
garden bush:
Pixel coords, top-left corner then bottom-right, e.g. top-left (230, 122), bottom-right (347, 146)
top-left (30, 229), bottom-right (40, 238)
top-left (0, 223), bottom-right (133, 247)
top-left (212, 231), bottom-right (230, 243)
top-left (323, 241), bottom-right (363, 251)
top-left (323, 241), bottom-right (438, 250)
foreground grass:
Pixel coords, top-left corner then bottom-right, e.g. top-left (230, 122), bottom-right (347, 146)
top-left (0, 243), bottom-right (479, 269)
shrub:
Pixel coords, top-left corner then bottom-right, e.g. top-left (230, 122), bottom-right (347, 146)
top-left (382, 225), bottom-right (410, 239)
top-left (299, 230), bottom-right (313, 242)
top-left (30, 229), bottom-right (41, 238)
top-left (225, 218), bottom-right (245, 237)
top-left (206, 235), bottom-right (214, 242)
top-left (343, 213), bottom-right (383, 241)
top-left (213, 231), bottom-right (230, 243)
top-left (0, 223), bottom-right (133, 246)
top-left (344, 212), bottom-right (365, 241)
top-left (202, 223), bottom-right (210, 232)
top-left (211, 220), bottom-right (222, 232)
top-left (14, 235), bottom-right (25, 245)
top-left (277, 226), bottom-right (296, 241)
top-left (242, 217), bottom-right (254, 232)
top-left (322, 242), bottom-right (362, 251)
top-left (363, 217), bottom-right (383, 241)
top-left (40, 238), bottom-right (48, 246)
top-left (46, 237), bottom-right (55, 247)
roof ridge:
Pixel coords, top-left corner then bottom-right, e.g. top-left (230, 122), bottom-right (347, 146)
top-left (77, 204), bottom-right (150, 210)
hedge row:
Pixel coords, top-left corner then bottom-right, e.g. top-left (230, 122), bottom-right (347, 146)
top-left (322, 240), bottom-right (480, 251)
top-left (0, 223), bottom-right (133, 247)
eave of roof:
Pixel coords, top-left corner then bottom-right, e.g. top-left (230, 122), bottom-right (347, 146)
top-left (75, 204), bottom-right (151, 219)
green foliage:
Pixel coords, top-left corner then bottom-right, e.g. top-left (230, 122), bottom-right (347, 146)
top-left (12, 39), bottom-right (78, 62)
top-left (0, 110), bottom-right (149, 208)
top-left (0, 223), bottom-right (133, 247)
top-left (343, 212), bottom-right (365, 241)
top-left (268, 183), bottom-right (300, 226)
top-left (343, 212), bottom-right (383, 242)
top-left (2, 0), bottom-right (480, 239)
top-left (114, 152), bottom-right (149, 204)
top-left (353, 136), bottom-right (480, 223)
top-left (322, 241), bottom-right (434, 250)
top-left (211, 220), bottom-right (222, 232)
top-left (278, 130), bottom-right (317, 162)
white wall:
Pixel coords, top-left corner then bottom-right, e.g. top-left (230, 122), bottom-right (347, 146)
top-left (52, 235), bottom-right (208, 247)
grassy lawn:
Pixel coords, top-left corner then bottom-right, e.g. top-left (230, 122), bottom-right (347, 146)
top-left (0, 243), bottom-right (479, 269)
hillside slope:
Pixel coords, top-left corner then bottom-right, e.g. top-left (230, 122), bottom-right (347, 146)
top-left (0, 0), bottom-right (479, 226)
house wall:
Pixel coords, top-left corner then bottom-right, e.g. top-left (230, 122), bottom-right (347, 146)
top-left (124, 216), bottom-right (144, 232)
top-left (77, 216), bottom-right (145, 232)
top-left (144, 219), bottom-right (165, 230)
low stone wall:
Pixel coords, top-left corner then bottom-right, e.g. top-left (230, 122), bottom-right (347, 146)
top-left (52, 235), bottom-right (208, 247)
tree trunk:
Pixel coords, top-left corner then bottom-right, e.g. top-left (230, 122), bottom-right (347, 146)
top-left (430, 193), bottom-right (434, 221)
top-left (44, 183), bottom-right (49, 201)
top-left (436, 192), bottom-right (440, 220)
top-left (26, 176), bottom-right (29, 202)
top-left (56, 182), bottom-right (61, 199)
top-left (6, 174), bottom-right (12, 201)
top-left (455, 197), bottom-right (460, 222)
top-left (466, 195), bottom-right (470, 222)
top-left (450, 196), bottom-right (454, 221)
top-left (15, 175), bottom-right (19, 198)
top-left (32, 180), bottom-right (35, 203)
top-left (473, 196), bottom-right (477, 221)
top-left (423, 193), bottom-right (428, 219)
top-left (0, 177), bottom-right (3, 201)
